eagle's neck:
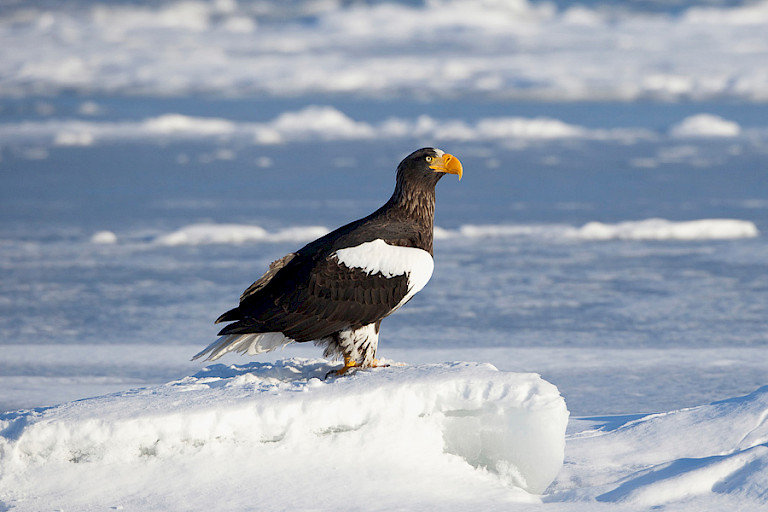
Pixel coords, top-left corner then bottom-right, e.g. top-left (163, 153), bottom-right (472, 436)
top-left (385, 177), bottom-right (437, 253)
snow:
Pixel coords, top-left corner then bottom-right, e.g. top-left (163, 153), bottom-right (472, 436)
top-left (154, 223), bottom-right (329, 246)
top-left (3, 0), bottom-right (768, 101)
top-left (142, 114), bottom-right (237, 136)
top-left (551, 386), bottom-right (768, 507)
top-left (576, 218), bottom-right (759, 241)
top-left (426, 219), bottom-right (758, 242)
top-left (7, 106), bottom-right (768, 149)
top-left (0, 107), bottom-right (657, 146)
top-left (6, 106), bottom-right (768, 150)
top-left (140, 218), bottom-right (763, 247)
top-left (670, 114), bottom-right (743, 138)
top-left (0, 360), bottom-right (568, 510)
top-left (2, 356), bottom-right (767, 511)
top-left (90, 230), bottom-right (117, 244)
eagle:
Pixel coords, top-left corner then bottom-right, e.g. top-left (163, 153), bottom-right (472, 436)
top-left (193, 148), bottom-right (463, 373)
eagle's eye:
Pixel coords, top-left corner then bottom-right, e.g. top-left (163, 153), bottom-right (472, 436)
top-left (425, 156), bottom-right (433, 162)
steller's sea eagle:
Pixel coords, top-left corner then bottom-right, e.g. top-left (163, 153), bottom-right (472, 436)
top-left (193, 148), bottom-right (463, 373)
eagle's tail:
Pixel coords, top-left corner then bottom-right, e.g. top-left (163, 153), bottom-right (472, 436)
top-left (191, 332), bottom-right (295, 361)
top-left (214, 307), bottom-right (240, 324)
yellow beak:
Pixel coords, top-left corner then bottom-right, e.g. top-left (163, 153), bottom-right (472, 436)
top-left (429, 153), bottom-right (463, 181)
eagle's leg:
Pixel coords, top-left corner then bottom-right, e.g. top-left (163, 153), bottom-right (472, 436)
top-left (326, 322), bottom-right (385, 376)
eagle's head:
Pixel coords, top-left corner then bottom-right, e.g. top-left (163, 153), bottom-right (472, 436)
top-left (396, 148), bottom-right (463, 188)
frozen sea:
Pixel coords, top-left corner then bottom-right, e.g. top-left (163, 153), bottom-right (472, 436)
top-left (1, 0), bottom-right (768, 509)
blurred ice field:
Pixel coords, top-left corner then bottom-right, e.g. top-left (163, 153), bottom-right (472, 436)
top-left (1, 0), bottom-right (768, 417)
top-left (2, 97), bottom-right (768, 416)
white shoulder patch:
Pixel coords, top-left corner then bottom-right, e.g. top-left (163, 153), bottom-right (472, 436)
top-left (334, 239), bottom-right (434, 304)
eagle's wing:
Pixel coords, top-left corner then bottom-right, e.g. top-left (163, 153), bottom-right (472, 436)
top-left (217, 248), bottom-right (413, 343)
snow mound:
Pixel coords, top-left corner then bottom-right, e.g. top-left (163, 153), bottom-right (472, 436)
top-left (435, 224), bottom-right (574, 240)
top-left (258, 106), bottom-right (377, 144)
top-left (90, 230), bottom-right (117, 244)
top-left (551, 385), bottom-right (768, 507)
top-left (154, 223), bottom-right (329, 246)
top-left (142, 114), bottom-right (237, 136)
top-left (576, 218), bottom-right (759, 241)
top-left (0, 360), bottom-right (568, 510)
top-left (670, 114), bottom-right (742, 138)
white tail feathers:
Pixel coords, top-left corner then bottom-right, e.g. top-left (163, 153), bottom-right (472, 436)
top-left (192, 332), bottom-right (295, 361)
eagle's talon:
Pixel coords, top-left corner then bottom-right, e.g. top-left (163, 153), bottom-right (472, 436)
top-left (324, 356), bottom-right (360, 379)
top-left (325, 357), bottom-right (392, 379)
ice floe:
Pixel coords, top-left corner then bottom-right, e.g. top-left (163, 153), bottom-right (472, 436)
top-left (0, 360), bottom-right (568, 509)
top-left (0, 107), bottom-right (660, 147)
top-left (2, 357), bottom-right (767, 510)
top-left (153, 223), bottom-right (330, 246)
top-left (670, 114), bottom-right (742, 138)
top-left (576, 218), bottom-right (759, 240)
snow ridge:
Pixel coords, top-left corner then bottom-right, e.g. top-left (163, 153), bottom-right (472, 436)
top-left (550, 385), bottom-right (768, 507)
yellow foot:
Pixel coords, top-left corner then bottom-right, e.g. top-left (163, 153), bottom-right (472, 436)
top-left (326, 357), bottom-right (390, 378)
top-left (335, 356), bottom-right (360, 376)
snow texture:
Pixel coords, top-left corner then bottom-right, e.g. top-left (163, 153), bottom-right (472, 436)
top-left (2, 359), bottom-right (767, 511)
top-left (550, 386), bottom-right (768, 508)
top-left (0, 360), bottom-right (567, 510)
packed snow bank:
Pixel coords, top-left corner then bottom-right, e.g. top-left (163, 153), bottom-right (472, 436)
top-left (576, 218), bottom-right (759, 240)
top-left (549, 385), bottom-right (768, 507)
top-left (0, 360), bottom-right (568, 510)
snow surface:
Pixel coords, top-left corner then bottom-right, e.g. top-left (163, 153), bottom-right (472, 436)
top-left (0, 360), bottom-right (567, 510)
top-left (550, 385), bottom-right (768, 508)
top-left (2, 358), bottom-right (767, 511)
